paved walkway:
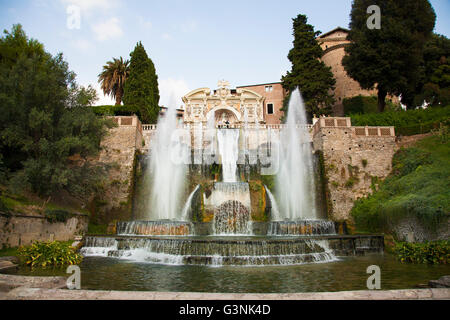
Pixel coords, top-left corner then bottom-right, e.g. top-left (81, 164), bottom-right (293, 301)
top-left (1, 274), bottom-right (449, 300)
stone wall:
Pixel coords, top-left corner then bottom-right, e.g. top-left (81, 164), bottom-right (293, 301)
top-left (92, 115), bottom-right (143, 223)
top-left (313, 117), bottom-right (397, 222)
top-left (0, 213), bottom-right (88, 248)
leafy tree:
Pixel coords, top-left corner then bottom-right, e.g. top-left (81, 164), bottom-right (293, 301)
top-left (122, 42), bottom-right (160, 123)
top-left (413, 34), bottom-right (450, 106)
top-left (281, 14), bottom-right (336, 119)
top-left (0, 24), bottom-right (113, 198)
top-left (98, 57), bottom-right (129, 105)
top-left (342, 0), bottom-right (436, 112)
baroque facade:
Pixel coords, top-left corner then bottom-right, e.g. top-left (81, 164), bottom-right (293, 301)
top-left (182, 80), bottom-right (268, 126)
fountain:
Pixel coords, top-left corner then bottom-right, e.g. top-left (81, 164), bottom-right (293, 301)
top-left (81, 89), bottom-right (383, 267)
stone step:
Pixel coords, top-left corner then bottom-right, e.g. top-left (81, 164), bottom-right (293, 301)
top-left (0, 260), bottom-right (18, 272)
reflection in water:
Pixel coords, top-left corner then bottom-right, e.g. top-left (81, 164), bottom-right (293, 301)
top-left (7, 254), bottom-right (447, 293)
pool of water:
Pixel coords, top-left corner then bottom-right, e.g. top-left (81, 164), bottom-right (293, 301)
top-left (4, 254), bottom-right (449, 293)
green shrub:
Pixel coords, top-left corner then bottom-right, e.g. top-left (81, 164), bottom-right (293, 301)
top-left (343, 95), bottom-right (400, 115)
top-left (394, 241), bottom-right (450, 264)
top-left (350, 105), bottom-right (450, 136)
top-left (44, 209), bottom-right (73, 223)
top-left (87, 223), bottom-right (107, 234)
top-left (351, 136), bottom-right (449, 235)
top-left (91, 105), bottom-right (142, 119)
top-left (18, 241), bottom-right (83, 268)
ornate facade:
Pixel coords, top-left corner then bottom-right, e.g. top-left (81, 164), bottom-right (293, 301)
top-left (182, 80), bottom-right (266, 126)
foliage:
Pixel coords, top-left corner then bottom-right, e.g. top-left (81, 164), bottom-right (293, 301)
top-left (413, 33), bottom-right (450, 107)
top-left (394, 241), bottom-right (449, 264)
top-left (343, 95), bottom-right (400, 115)
top-left (281, 14), bottom-right (335, 119)
top-left (342, 0), bottom-right (436, 111)
top-left (44, 209), bottom-right (72, 223)
top-left (122, 42), bottom-right (160, 124)
top-left (87, 223), bottom-right (107, 235)
top-left (18, 241), bottom-right (83, 268)
top-left (91, 104), bottom-right (142, 118)
top-left (98, 56), bottom-right (130, 105)
top-left (0, 24), bottom-right (113, 198)
top-left (350, 106), bottom-right (450, 136)
top-left (351, 136), bottom-right (449, 235)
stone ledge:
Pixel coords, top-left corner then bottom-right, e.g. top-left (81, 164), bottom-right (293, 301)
top-left (2, 287), bottom-right (449, 300)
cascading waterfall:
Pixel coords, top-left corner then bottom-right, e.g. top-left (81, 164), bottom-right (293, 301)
top-left (81, 236), bottom-right (338, 267)
top-left (276, 88), bottom-right (318, 220)
top-left (147, 103), bottom-right (187, 220)
top-left (217, 129), bottom-right (240, 183)
top-left (211, 183), bottom-right (252, 235)
top-left (181, 185), bottom-right (200, 221)
top-left (264, 185), bottom-right (281, 221)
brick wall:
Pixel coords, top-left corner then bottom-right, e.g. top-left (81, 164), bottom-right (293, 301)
top-left (237, 83), bottom-right (286, 124)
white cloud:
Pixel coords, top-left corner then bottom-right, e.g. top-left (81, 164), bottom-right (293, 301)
top-left (61, 0), bottom-right (118, 13)
top-left (159, 78), bottom-right (190, 109)
top-left (92, 17), bottom-right (123, 41)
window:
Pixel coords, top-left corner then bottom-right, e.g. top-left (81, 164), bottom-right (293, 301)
top-left (265, 85), bottom-right (273, 92)
top-left (267, 103), bottom-right (274, 115)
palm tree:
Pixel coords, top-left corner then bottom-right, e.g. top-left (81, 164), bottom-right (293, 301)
top-left (98, 57), bottom-right (130, 105)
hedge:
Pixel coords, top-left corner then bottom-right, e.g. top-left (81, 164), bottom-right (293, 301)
top-left (91, 105), bottom-right (142, 118)
top-left (350, 106), bottom-right (450, 136)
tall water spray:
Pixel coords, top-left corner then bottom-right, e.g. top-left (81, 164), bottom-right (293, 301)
top-left (147, 103), bottom-right (187, 220)
top-left (276, 88), bottom-right (317, 220)
top-left (217, 129), bottom-right (240, 183)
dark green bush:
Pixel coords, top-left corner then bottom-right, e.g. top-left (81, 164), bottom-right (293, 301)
top-left (394, 241), bottom-right (449, 264)
top-left (91, 105), bottom-right (142, 119)
top-left (18, 241), bottom-right (83, 268)
top-left (350, 105), bottom-right (450, 136)
top-left (44, 209), bottom-right (72, 223)
top-left (343, 95), bottom-right (400, 115)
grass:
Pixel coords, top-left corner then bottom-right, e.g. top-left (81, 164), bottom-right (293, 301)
top-left (351, 135), bottom-right (449, 236)
top-left (0, 246), bottom-right (19, 257)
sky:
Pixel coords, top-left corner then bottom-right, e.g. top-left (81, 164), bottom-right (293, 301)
top-left (1, 0), bottom-right (449, 107)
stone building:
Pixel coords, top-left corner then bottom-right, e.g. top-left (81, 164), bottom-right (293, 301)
top-left (182, 80), bottom-right (283, 126)
top-left (317, 27), bottom-right (377, 116)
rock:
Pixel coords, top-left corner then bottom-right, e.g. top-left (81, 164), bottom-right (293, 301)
top-left (0, 256), bottom-right (20, 264)
top-left (429, 276), bottom-right (450, 288)
top-left (0, 260), bottom-right (18, 272)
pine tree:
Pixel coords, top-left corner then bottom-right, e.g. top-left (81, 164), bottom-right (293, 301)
top-left (122, 42), bottom-right (160, 123)
top-left (342, 0), bottom-right (436, 111)
top-left (281, 14), bottom-right (336, 119)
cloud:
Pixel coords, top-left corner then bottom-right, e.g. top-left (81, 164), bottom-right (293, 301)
top-left (159, 78), bottom-right (190, 108)
top-left (92, 17), bottom-right (123, 41)
top-left (61, 0), bottom-right (118, 13)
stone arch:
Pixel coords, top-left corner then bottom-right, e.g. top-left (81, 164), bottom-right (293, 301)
top-left (206, 105), bottom-right (242, 123)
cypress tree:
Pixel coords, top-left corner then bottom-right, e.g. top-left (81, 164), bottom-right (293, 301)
top-left (123, 42), bottom-right (160, 123)
top-left (281, 14), bottom-right (336, 119)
